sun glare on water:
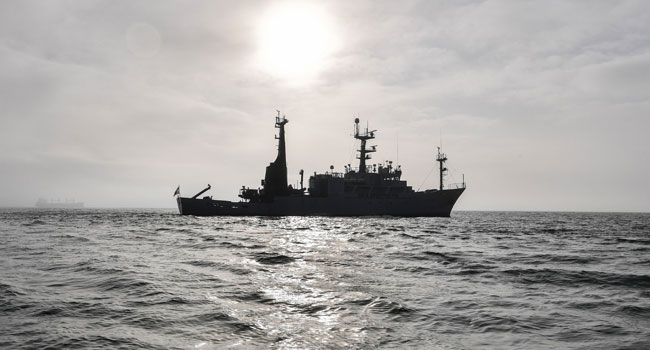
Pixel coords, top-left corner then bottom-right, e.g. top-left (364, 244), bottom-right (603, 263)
top-left (256, 2), bottom-right (338, 85)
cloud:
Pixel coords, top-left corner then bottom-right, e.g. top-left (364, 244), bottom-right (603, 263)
top-left (0, 0), bottom-right (649, 211)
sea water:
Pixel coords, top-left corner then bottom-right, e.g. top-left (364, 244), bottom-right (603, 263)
top-left (1, 209), bottom-right (649, 349)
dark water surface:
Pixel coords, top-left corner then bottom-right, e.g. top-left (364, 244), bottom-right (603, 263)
top-left (1, 209), bottom-right (649, 349)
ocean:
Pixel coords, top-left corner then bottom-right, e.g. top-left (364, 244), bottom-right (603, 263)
top-left (1, 209), bottom-right (649, 349)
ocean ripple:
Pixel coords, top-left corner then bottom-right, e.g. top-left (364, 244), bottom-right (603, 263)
top-left (0, 209), bottom-right (648, 349)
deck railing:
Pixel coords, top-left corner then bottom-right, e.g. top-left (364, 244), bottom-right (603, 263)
top-left (446, 182), bottom-right (466, 189)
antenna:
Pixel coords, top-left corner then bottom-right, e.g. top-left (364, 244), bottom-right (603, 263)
top-left (396, 132), bottom-right (399, 166)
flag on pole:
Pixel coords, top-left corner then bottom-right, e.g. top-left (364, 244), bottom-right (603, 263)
top-left (173, 186), bottom-right (180, 197)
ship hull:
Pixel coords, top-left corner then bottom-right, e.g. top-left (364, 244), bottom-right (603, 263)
top-left (177, 188), bottom-right (464, 217)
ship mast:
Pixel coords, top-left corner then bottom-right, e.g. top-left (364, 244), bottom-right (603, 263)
top-left (274, 110), bottom-right (288, 164)
top-left (437, 146), bottom-right (448, 190)
top-left (263, 110), bottom-right (289, 200)
top-left (354, 118), bottom-right (376, 173)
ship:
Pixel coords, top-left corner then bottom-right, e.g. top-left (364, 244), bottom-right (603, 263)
top-left (176, 111), bottom-right (465, 217)
top-left (35, 198), bottom-right (84, 209)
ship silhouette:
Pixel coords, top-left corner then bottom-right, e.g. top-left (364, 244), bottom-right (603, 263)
top-left (35, 198), bottom-right (84, 209)
top-left (176, 112), bottom-right (465, 216)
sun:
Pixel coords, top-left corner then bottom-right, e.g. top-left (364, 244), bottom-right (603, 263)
top-left (255, 2), bottom-right (338, 84)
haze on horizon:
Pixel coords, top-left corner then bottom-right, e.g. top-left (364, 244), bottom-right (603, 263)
top-left (1, 0), bottom-right (649, 212)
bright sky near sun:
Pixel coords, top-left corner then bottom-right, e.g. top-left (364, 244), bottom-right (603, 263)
top-left (255, 2), bottom-right (338, 85)
top-left (1, 0), bottom-right (649, 211)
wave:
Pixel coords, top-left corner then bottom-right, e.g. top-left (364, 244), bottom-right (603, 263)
top-left (94, 275), bottom-right (159, 296)
top-left (21, 219), bottom-right (47, 227)
top-left (458, 263), bottom-right (497, 275)
top-left (524, 253), bottom-right (597, 264)
top-left (422, 251), bottom-right (459, 264)
top-left (502, 268), bottom-right (650, 289)
top-left (253, 253), bottom-right (296, 265)
top-left (183, 260), bottom-right (251, 275)
top-left (44, 335), bottom-right (170, 350)
top-left (617, 237), bottom-right (650, 245)
top-left (616, 304), bottom-right (650, 318)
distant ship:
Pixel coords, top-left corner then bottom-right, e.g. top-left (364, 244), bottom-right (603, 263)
top-left (35, 198), bottom-right (84, 209)
top-left (176, 112), bottom-right (465, 217)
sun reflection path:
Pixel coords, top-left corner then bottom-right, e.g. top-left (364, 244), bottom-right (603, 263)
top-left (195, 215), bottom-right (428, 349)
top-left (238, 217), bottom-right (375, 348)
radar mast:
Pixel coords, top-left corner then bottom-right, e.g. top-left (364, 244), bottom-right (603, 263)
top-left (436, 146), bottom-right (448, 190)
top-left (354, 118), bottom-right (376, 173)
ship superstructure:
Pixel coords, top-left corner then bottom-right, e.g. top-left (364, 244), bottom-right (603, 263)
top-left (176, 112), bottom-right (465, 216)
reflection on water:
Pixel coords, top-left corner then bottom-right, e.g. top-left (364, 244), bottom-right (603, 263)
top-left (212, 217), bottom-right (374, 349)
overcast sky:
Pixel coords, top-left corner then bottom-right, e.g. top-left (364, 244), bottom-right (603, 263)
top-left (1, 0), bottom-right (649, 211)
